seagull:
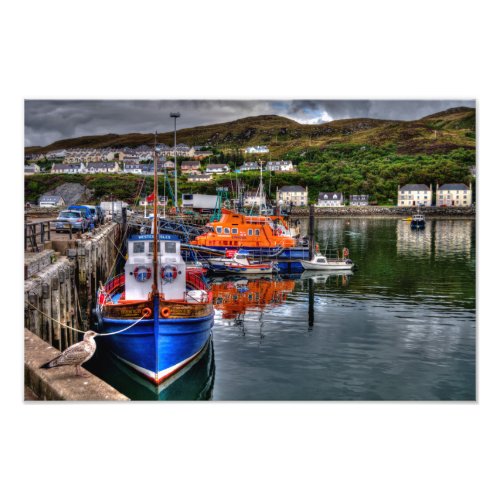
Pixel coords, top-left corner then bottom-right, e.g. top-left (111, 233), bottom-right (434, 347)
top-left (40, 330), bottom-right (97, 377)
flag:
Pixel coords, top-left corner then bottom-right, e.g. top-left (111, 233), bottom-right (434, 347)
top-left (146, 193), bottom-right (155, 203)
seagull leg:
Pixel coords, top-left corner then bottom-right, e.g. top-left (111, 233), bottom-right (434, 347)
top-left (76, 365), bottom-right (91, 378)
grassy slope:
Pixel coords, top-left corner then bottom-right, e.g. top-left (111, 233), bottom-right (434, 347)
top-left (25, 107), bottom-right (475, 205)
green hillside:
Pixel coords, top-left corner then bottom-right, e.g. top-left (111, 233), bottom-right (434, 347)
top-left (25, 107), bottom-right (476, 205)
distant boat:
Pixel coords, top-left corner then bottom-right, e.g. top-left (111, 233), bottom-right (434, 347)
top-left (208, 249), bottom-right (278, 274)
top-left (300, 248), bottom-right (354, 271)
top-left (410, 214), bottom-right (426, 229)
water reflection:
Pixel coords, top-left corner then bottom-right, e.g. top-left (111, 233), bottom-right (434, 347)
top-left (434, 220), bottom-right (473, 259)
top-left (396, 220), bottom-right (432, 256)
top-left (87, 338), bottom-right (215, 401)
top-left (210, 275), bottom-right (296, 322)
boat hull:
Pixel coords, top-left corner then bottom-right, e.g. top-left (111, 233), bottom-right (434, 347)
top-left (300, 260), bottom-right (354, 271)
top-left (98, 312), bottom-right (214, 385)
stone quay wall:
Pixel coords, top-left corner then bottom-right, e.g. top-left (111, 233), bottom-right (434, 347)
top-left (289, 206), bottom-right (475, 218)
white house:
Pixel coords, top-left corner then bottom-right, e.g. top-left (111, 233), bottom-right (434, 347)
top-left (83, 161), bottom-right (120, 173)
top-left (243, 190), bottom-right (266, 207)
top-left (24, 164), bottom-right (40, 175)
top-left (38, 195), bottom-right (65, 207)
top-left (187, 173), bottom-right (213, 182)
top-left (245, 145), bottom-right (269, 154)
top-left (51, 163), bottom-right (85, 174)
top-left (266, 160), bottom-right (294, 172)
top-left (205, 164), bottom-right (230, 175)
top-left (316, 192), bottom-right (344, 207)
top-left (277, 185), bottom-right (308, 207)
top-left (239, 162), bottom-right (260, 172)
top-left (397, 184), bottom-right (432, 207)
top-left (436, 183), bottom-right (473, 207)
top-left (350, 194), bottom-right (369, 206)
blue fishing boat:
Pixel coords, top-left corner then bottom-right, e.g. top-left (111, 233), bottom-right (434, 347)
top-left (96, 143), bottom-right (214, 385)
top-left (410, 214), bottom-right (426, 229)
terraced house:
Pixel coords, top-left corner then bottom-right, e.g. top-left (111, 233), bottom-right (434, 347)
top-left (436, 183), bottom-right (472, 207)
top-left (316, 192), bottom-right (344, 207)
top-left (397, 184), bottom-right (432, 207)
top-left (277, 185), bottom-right (308, 207)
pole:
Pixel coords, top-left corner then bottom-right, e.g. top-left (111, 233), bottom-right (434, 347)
top-left (174, 117), bottom-right (177, 212)
top-left (153, 134), bottom-right (158, 294)
top-left (308, 204), bottom-right (315, 258)
top-left (170, 112), bottom-right (181, 213)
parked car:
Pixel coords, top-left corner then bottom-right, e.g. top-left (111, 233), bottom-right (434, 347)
top-left (83, 205), bottom-right (99, 226)
top-left (55, 210), bottom-right (89, 233)
top-left (67, 205), bottom-right (93, 229)
top-left (95, 206), bottom-right (105, 224)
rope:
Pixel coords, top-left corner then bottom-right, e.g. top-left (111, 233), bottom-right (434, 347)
top-left (25, 300), bottom-right (147, 337)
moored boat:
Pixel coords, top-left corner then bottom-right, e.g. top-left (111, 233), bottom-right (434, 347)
top-left (96, 142), bottom-right (214, 385)
top-left (300, 248), bottom-right (354, 271)
top-left (208, 249), bottom-right (278, 274)
top-left (410, 214), bottom-right (426, 229)
top-left (190, 209), bottom-right (309, 261)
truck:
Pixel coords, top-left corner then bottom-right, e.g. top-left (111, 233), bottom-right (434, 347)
top-left (181, 194), bottom-right (218, 211)
top-left (99, 200), bottom-right (129, 217)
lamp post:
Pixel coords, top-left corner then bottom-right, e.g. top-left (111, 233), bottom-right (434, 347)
top-left (170, 112), bottom-right (180, 213)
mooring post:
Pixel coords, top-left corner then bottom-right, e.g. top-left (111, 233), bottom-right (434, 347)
top-left (51, 276), bottom-right (61, 350)
top-left (308, 204), bottom-right (315, 258)
top-left (59, 269), bottom-right (68, 350)
top-left (42, 282), bottom-right (51, 344)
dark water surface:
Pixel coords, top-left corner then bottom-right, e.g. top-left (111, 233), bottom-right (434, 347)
top-left (88, 218), bottom-right (476, 401)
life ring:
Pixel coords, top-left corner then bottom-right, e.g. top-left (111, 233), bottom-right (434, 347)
top-left (142, 307), bottom-right (152, 318)
top-left (161, 265), bottom-right (178, 283)
top-left (161, 307), bottom-right (171, 318)
top-left (133, 266), bottom-right (152, 282)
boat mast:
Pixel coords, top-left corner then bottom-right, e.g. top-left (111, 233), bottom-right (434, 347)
top-left (259, 160), bottom-right (264, 216)
top-left (153, 132), bottom-right (159, 294)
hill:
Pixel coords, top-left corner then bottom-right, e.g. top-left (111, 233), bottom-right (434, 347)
top-left (25, 107), bottom-right (475, 157)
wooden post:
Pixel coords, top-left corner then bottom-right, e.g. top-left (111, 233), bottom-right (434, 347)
top-left (28, 291), bottom-right (40, 335)
top-left (51, 276), bottom-right (61, 350)
top-left (41, 282), bottom-right (51, 344)
top-left (59, 269), bottom-right (68, 350)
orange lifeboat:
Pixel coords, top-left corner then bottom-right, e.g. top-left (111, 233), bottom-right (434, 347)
top-left (191, 209), bottom-right (296, 249)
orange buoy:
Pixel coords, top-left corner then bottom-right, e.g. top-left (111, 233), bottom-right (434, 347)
top-left (142, 307), bottom-right (152, 318)
top-left (161, 307), bottom-right (171, 318)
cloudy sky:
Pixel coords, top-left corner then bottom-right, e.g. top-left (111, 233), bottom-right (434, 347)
top-left (24, 99), bottom-right (475, 147)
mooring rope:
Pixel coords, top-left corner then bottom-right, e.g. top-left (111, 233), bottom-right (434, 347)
top-left (24, 300), bottom-right (147, 336)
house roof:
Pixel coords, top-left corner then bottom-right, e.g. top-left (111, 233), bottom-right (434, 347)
top-left (87, 162), bottom-right (115, 168)
top-left (400, 184), bottom-right (430, 191)
top-left (437, 183), bottom-right (470, 191)
top-left (350, 194), bottom-right (369, 199)
top-left (39, 195), bottom-right (64, 202)
top-left (318, 192), bottom-right (343, 200)
top-left (181, 161), bottom-right (201, 167)
top-left (280, 185), bottom-right (307, 193)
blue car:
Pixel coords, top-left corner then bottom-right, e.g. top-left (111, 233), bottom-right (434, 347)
top-left (55, 210), bottom-right (89, 232)
top-left (68, 205), bottom-right (93, 229)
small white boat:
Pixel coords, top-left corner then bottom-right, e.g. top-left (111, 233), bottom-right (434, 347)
top-left (300, 252), bottom-right (354, 271)
top-left (208, 250), bottom-right (278, 274)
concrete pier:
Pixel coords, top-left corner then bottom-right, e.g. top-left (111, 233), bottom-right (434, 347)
top-left (24, 222), bottom-right (125, 400)
top-left (24, 330), bottom-right (128, 401)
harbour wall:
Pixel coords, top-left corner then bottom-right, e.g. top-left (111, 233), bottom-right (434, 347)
top-left (24, 222), bottom-right (124, 400)
top-left (289, 206), bottom-right (475, 218)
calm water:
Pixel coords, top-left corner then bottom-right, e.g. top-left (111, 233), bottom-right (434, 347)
top-left (88, 218), bottom-right (476, 401)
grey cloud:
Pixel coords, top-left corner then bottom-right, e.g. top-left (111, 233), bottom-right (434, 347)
top-left (24, 99), bottom-right (475, 147)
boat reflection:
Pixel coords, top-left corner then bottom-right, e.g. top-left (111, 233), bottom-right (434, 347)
top-left (209, 275), bottom-right (296, 320)
top-left (89, 337), bottom-right (215, 400)
top-left (300, 269), bottom-right (353, 286)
